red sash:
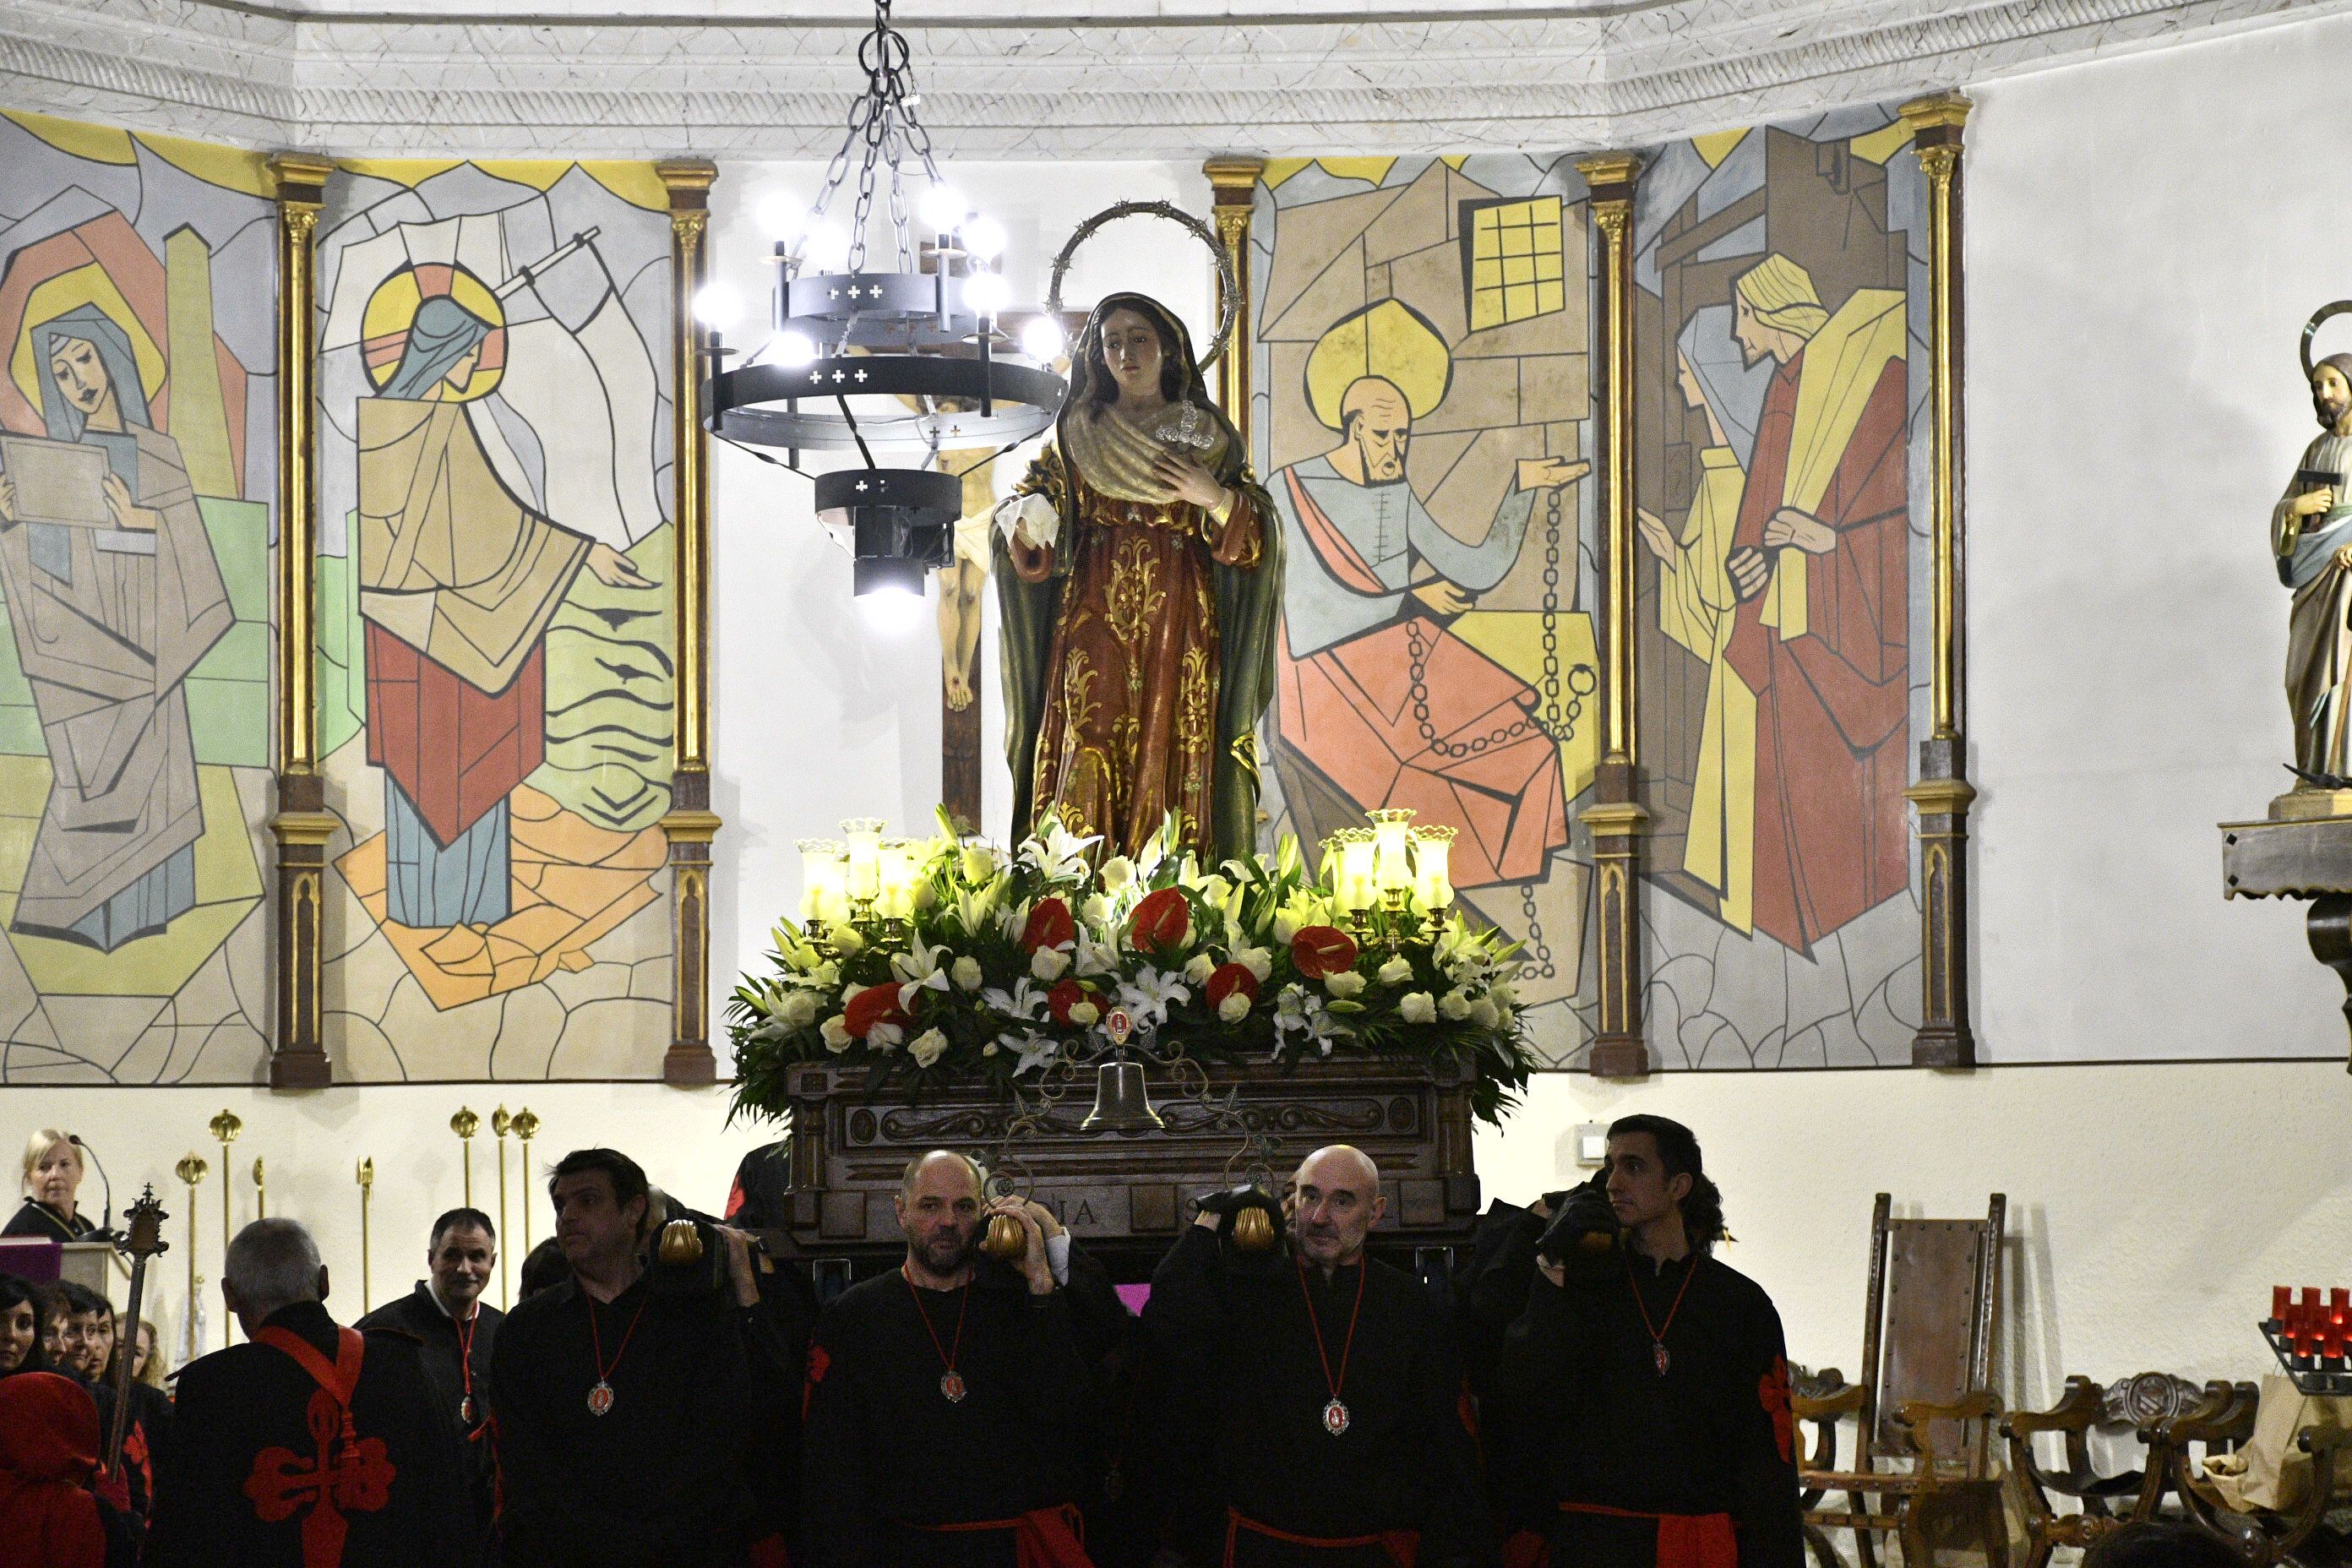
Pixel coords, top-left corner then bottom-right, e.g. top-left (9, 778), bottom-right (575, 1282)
top-left (243, 1327), bottom-right (397, 1568)
top-left (1558, 1502), bottom-right (1736, 1568)
top-left (1224, 1507), bottom-right (1418, 1567)
top-left (921, 1501), bottom-right (1093, 1567)
top-left (1281, 468), bottom-right (1388, 596)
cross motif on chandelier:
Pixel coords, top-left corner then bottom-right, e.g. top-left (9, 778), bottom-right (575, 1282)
top-left (853, 368), bottom-right (868, 383)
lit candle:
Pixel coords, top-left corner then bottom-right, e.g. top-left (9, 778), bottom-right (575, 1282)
top-left (798, 839), bottom-right (847, 923)
top-left (877, 840), bottom-right (917, 920)
top-left (842, 818), bottom-right (885, 904)
top-left (2275, 1285), bottom-right (2293, 1326)
top-left (1339, 832), bottom-right (1377, 913)
top-left (1412, 825), bottom-right (1456, 910)
top-left (1369, 808), bottom-right (1415, 893)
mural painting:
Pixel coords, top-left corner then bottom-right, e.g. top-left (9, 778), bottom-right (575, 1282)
top-left (313, 160), bottom-right (678, 1080)
top-left (0, 112), bottom-right (276, 1083)
top-left (1250, 156), bottom-right (1601, 1067)
top-left (1631, 110), bottom-right (1930, 1066)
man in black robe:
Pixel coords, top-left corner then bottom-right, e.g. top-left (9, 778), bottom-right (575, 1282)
top-left (1498, 1116), bottom-right (1801, 1568)
top-left (1143, 1144), bottom-right (1495, 1568)
top-left (488, 1147), bottom-right (798, 1568)
top-left (356, 1206), bottom-right (501, 1562)
top-left (800, 1149), bottom-right (1113, 1567)
top-left (146, 1217), bottom-right (466, 1568)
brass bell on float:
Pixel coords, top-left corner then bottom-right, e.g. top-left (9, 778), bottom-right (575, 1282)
top-left (979, 1211), bottom-right (1029, 1260)
top-left (1230, 1200), bottom-right (1277, 1253)
top-left (1079, 1060), bottom-right (1164, 1134)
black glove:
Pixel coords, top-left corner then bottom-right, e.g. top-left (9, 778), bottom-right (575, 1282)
top-left (1535, 1174), bottom-right (1619, 1276)
top-left (1193, 1184), bottom-right (1285, 1268)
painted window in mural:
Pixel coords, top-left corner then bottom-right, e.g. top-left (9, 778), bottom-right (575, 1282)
top-left (313, 161), bottom-right (676, 1080)
top-left (1632, 110), bottom-right (1929, 1067)
top-left (1250, 156), bottom-right (1600, 1068)
top-left (0, 112), bottom-right (276, 1083)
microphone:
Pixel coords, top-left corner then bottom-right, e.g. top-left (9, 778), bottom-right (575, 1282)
top-left (68, 1134), bottom-right (114, 1237)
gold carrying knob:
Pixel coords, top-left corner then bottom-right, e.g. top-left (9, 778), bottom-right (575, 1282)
top-left (209, 1109), bottom-right (242, 1145)
top-left (176, 1155), bottom-right (208, 1186)
top-left (511, 1108), bottom-right (540, 1141)
top-left (1577, 1228), bottom-right (1616, 1255)
top-left (1230, 1203), bottom-right (1277, 1253)
top-left (492, 1106), bottom-right (513, 1138)
top-left (357, 1158), bottom-right (374, 1190)
top-left (979, 1211), bottom-right (1028, 1260)
top-left (451, 1108), bottom-right (480, 1140)
top-left (657, 1219), bottom-right (705, 1266)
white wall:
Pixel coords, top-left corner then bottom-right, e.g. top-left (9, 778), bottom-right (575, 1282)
top-left (1968, 10), bottom-right (2351, 1061)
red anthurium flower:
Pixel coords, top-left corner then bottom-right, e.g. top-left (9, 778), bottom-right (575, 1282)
top-left (1290, 925), bottom-right (1359, 980)
top-left (1021, 896), bottom-right (1076, 953)
top-left (1204, 962), bottom-right (1260, 1008)
top-left (844, 983), bottom-right (909, 1038)
top-left (1047, 978), bottom-right (1092, 1026)
top-left (1126, 887), bottom-right (1191, 953)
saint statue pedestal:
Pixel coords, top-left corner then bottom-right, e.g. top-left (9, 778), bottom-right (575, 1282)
top-left (2222, 808), bottom-right (2352, 1064)
top-left (755, 1056), bottom-right (1484, 1283)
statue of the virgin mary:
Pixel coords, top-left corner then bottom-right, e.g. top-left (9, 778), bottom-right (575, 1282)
top-left (993, 292), bottom-right (1282, 860)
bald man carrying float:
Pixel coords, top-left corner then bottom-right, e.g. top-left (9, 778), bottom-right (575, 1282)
top-left (801, 1150), bottom-right (1119, 1567)
top-left (1145, 1144), bottom-right (1496, 1567)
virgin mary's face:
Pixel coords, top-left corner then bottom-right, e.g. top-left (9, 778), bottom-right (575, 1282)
top-left (443, 345), bottom-right (482, 395)
top-left (48, 337), bottom-right (112, 416)
top-left (1098, 309), bottom-right (1166, 400)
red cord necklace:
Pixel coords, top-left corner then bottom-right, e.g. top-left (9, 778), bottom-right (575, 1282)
top-left (452, 1307), bottom-right (480, 1425)
top-left (584, 1288), bottom-right (651, 1416)
top-left (1298, 1256), bottom-right (1369, 1437)
top-left (902, 1263), bottom-right (972, 1404)
top-left (1626, 1251), bottom-right (1699, 1377)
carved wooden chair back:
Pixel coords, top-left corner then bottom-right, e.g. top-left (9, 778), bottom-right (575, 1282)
top-left (1859, 1191), bottom-right (2006, 1474)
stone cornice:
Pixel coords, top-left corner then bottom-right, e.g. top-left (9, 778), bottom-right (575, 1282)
top-left (0, 0), bottom-right (2344, 157)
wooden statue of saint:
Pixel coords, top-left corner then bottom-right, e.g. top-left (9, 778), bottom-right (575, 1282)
top-left (2274, 344), bottom-right (2352, 795)
top-left (991, 292), bottom-right (1283, 860)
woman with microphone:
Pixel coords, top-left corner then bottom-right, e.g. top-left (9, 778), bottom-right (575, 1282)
top-left (5, 1130), bottom-right (96, 1241)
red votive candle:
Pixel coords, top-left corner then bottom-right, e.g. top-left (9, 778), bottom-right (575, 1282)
top-left (2305, 1288), bottom-right (2328, 1355)
top-left (2277, 1285), bottom-right (2295, 1325)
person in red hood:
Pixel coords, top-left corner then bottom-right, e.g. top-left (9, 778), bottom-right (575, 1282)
top-left (0, 1369), bottom-right (133, 1568)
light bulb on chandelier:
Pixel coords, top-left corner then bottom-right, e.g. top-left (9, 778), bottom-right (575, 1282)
top-left (961, 215), bottom-right (1007, 262)
top-left (918, 183), bottom-right (966, 233)
top-left (776, 330), bottom-right (819, 368)
top-left (1019, 316), bottom-right (1066, 362)
top-left (692, 282), bottom-right (743, 330)
top-left (964, 270), bottom-right (1010, 319)
top-left (756, 193), bottom-right (806, 245)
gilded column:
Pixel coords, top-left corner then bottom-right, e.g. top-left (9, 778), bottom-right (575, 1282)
top-left (1898, 95), bottom-right (1978, 1069)
top-left (1203, 156), bottom-right (1264, 446)
top-left (268, 154), bottom-right (336, 1091)
top-left (657, 159), bottom-right (721, 1088)
top-left (1576, 154), bottom-right (1648, 1077)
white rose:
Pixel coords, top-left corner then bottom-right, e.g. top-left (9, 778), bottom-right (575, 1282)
top-left (819, 1015), bottom-right (852, 1052)
top-left (950, 955), bottom-right (984, 992)
top-left (1325, 970), bottom-right (1365, 999)
top-left (830, 923), bottom-right (865, 957)
top-left (1099, 856), bottom-right (1135, 891)
top-left (1032, 947), bottom-right (1071, 981)
top-left (911, 879), bottom-right (939, 912)
top-left (1081, 894), bottom-right (1113, 927)
top-left (909, 1027), bottom-right (948, 1068)
top-left (1217, 992), bottom-right (1252, 1022)
top-left (1398, 991), bottom-right (1436, 1025)
top-left (1439, 988), bottom-right (1472, 1021)
top-left (1184, 952), bottom-right (1216, 985)
top-left (1376, 955), bottom-right (1413, 988)
top-left (1494, 1003), bottom-right (1515, 1030)
top-left (1490, 979), bottom-right (1517, 1007)
top-left (1273, 912), bottom-right (1302, 945)
top-left (779, 991), bottom-right (819, 1029)
top-left (869, 1021), bottom-right (903, 1052)
top-left (1068, 1000), bottom-right (1100, 1026)
top-left (961, 844), bottom-right (996, 882)
top-left (1233, 946), bottom-right (1273, 983)
top-left (1469, 997), bottom-right (1500, 1030)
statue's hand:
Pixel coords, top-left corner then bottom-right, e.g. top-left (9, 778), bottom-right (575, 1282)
top-left (2330, 541), bottom-right (2352, 573)
top-left (1010, 529), bottom-right (1055, 584)
top-left (1517, 455), bottom-right (1591, 492)
top-left (2294, 487), bottom-right (2338, 520)
top-left (1151, 451), bottom-right (1230, 512)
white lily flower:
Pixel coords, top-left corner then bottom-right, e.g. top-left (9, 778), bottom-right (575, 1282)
top-left (909, 1027), bottom-right (948, 1068)
top-left (981, 979), bottom-right (1048, 1021)
top-left (1117, 969), bottom-right (1191, 1028)
top-left (1031, 947), bottom-right (1072, 982)
top-left (1010, 1031), bottom-right (1062, 1076)
top-left (1073, 936), bottom-right (1121, 978)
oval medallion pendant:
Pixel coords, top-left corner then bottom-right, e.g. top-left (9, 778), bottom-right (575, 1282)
top-left (1322, 1397), bottom-right (1350, 1436)
top-left (940, 1371), bottom-right (966, 1404)
top-left (1653, 1343), bottom-right (1671, 1377)
top-left (588, 1380), bottom-right (615, 1417)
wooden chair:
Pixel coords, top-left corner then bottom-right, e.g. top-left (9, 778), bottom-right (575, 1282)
top-left (2161, 1380), bottom-right (2350, 1568)
top-left (2003, 1373), bottom-right (2202, 1568)
top-left (1797, 1193), bottom-right (2009, 1568)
